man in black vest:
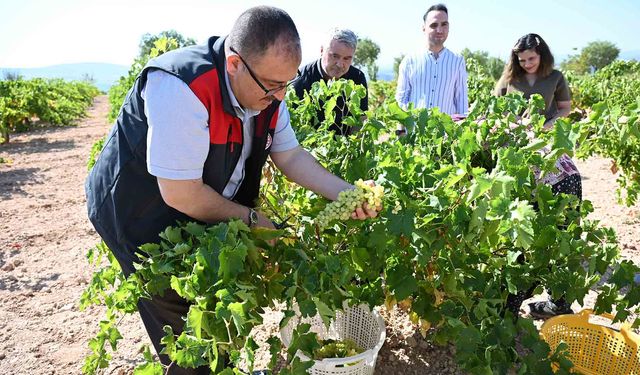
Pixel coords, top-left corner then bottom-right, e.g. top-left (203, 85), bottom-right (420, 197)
top-left (85, 6), bottom-right (379, 374)
top-left (293, 28), bottom-right (369, 135)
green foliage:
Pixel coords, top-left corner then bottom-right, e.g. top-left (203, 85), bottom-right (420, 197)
top-left (564, 60), bottom-right (640, 204)
top-left (368, 80), bottom-right (396, 109)
top-left (83, 80), bottom-right (640, 375)
top-left (465, 57), bottom-right (497, 108)
top-left (354, 37), bottom-right (380, 81)
top-left (87, 136), bottom-right (106, 171)
top-left (285, 78), bottom-right (367, 137)
top-left (393, 54), bottom-right (405, 79)
top-left (581, 41), bottom-right (620, 71)
top-left (461, 49), bottom-right (505, 80)
top-left (2, 70), bottom-right (23, 81)
top-left (80, 241), bottom-right (131, 374)
top-left (569, 60), bottom-right (640, 110)
top-left (561, 40), bottom-right (620, 74)
top-left (577, 99), bottom-right (640, 205)
top-left (560, 54), bottom-right (588, 75)
top-left (0, 78), bottom-right (99, 144)
top-left (138, 30), bottom-right (196, 59)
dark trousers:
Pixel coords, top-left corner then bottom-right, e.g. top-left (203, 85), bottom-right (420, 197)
top-left (137, 290), bottom-right (212, 374)
top-left (92, 221), bottom-right (212, 374)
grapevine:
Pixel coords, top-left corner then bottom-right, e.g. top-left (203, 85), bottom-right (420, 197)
top-left (315, 179), bottom-right (384, 229)
top-left (81, 77), bottom-right (640, 375)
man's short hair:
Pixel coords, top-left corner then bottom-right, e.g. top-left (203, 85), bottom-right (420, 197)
top-left (423, 3), bottom-right (448, 21)
top-left (325, 28), bottom-right (358, 50)
top-left (228, 6), bottom-right (300, 62)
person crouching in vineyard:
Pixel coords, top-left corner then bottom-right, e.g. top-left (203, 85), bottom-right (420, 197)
top-left (494, 33), bottom-right (581, 319)
top-left (85, 6), bottom-right (381, 374)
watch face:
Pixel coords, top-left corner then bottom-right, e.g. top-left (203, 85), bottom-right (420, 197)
top-left (250, 209), bottom-right (258, 224)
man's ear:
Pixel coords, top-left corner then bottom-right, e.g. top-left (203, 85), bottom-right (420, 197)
top-left (320, 46), bottom-right (324, 56)
top-left (226, 55), bottom-right (241, 76)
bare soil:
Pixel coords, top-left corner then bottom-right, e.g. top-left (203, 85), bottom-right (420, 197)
top-left (0, 96), bottom-right (638, 374)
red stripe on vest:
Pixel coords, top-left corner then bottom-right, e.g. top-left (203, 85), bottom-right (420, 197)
top-left (255, 104), bottom-right (280, 137)
top-left (189, 68), bottom-right (242, 145)
top-left (269, 107), bottom-right (279, 130)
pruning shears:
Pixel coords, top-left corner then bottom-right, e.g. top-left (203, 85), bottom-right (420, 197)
top-left (272, 214), bottom-right (292, 230)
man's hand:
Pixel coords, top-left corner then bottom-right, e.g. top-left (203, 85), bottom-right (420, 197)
top-left (255, 210), bottom-right (276, 230)
top-left (349, 180), bottom-right (382, 220)
top-left (542, 118), bottom-right (556, 131)
top-left (251, 209), bottom-right (278, 247)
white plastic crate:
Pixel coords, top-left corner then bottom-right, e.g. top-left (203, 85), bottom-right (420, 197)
top-left (280, 304), bottom-right (386, 375)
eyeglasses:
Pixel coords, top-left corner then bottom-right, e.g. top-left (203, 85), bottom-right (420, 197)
top-left (230, 46), bottom-right (300, 96)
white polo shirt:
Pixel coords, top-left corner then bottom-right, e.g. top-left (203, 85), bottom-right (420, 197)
top-left (142, 69), bottom-right (299, 199)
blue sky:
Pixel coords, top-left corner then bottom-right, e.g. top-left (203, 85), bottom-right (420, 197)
top-left (1, 0), bottom-right (638, 69)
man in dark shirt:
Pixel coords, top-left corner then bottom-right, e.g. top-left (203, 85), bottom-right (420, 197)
top-left (293, 28), bottom-right (368, 135)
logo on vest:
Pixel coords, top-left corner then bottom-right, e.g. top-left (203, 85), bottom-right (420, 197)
top-left (265, 133), bottom-right (273, 150)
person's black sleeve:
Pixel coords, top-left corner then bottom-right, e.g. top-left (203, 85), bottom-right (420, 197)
top-left (292, 77), bottom-right (305, 100)
top-left (358, 71), bottom-right (369, 111)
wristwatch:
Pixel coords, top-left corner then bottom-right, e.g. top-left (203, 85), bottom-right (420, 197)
top-left (247, 208), bottom-right (258, 227)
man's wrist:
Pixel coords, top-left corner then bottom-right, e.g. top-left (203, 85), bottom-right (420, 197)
top-left (247, 207), bottom-right (258, 227)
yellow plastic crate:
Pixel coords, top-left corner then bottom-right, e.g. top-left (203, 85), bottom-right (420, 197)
top-left (540, 309), bottom-right (640, 374)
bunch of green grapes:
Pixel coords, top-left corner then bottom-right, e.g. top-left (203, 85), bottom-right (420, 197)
top-left (313, 338), bottom-right (364, 359)
top-left (315, 179), bottom-right (384, 229)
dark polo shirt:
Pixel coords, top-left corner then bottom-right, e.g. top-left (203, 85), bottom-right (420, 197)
top-left (494, 69), bottom-right (570, 121)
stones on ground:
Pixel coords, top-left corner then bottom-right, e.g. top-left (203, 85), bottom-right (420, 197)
top-left (2, 263), bottom-right (15, 272)
top-left (406, 336), bottom-right (418, 347)
top-left (1, 259), bottom-right (17, 272)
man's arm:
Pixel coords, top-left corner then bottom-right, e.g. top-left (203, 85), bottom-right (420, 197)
top-left (271, 146), bottom-right (351, 200)
top-left (395, 57), bottom-right (411, 109)
top-left (359, 71), bottom-right (369, 112)
top-left (157, 178), bottom-right (275, 228)
top-left (454, 58), bottom-right (469, 115)
top-left (270, 146), bottom-right (378, 218)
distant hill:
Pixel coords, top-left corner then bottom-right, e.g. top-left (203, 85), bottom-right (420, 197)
top-left (377, 67), bottom-right (396, 82)
top-left (0, 63), bottom-right (129, 92)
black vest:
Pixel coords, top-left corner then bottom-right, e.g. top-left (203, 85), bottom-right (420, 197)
top-left (85, 36), bottom-right (279, 269)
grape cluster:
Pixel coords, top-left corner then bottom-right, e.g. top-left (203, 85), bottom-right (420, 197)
top-left (313, 338), bottom-right (364, 359)
top-left (315, 180), bottom-right (384, 229)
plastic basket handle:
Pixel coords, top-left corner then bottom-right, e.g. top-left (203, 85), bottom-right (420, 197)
top-left (578, 309), bottom-right (634, 334)
top-left (313, 349), bottom-right (374, 366)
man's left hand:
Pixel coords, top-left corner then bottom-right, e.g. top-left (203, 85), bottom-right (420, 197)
top-left (350, 180), bottom-right (382, 220)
